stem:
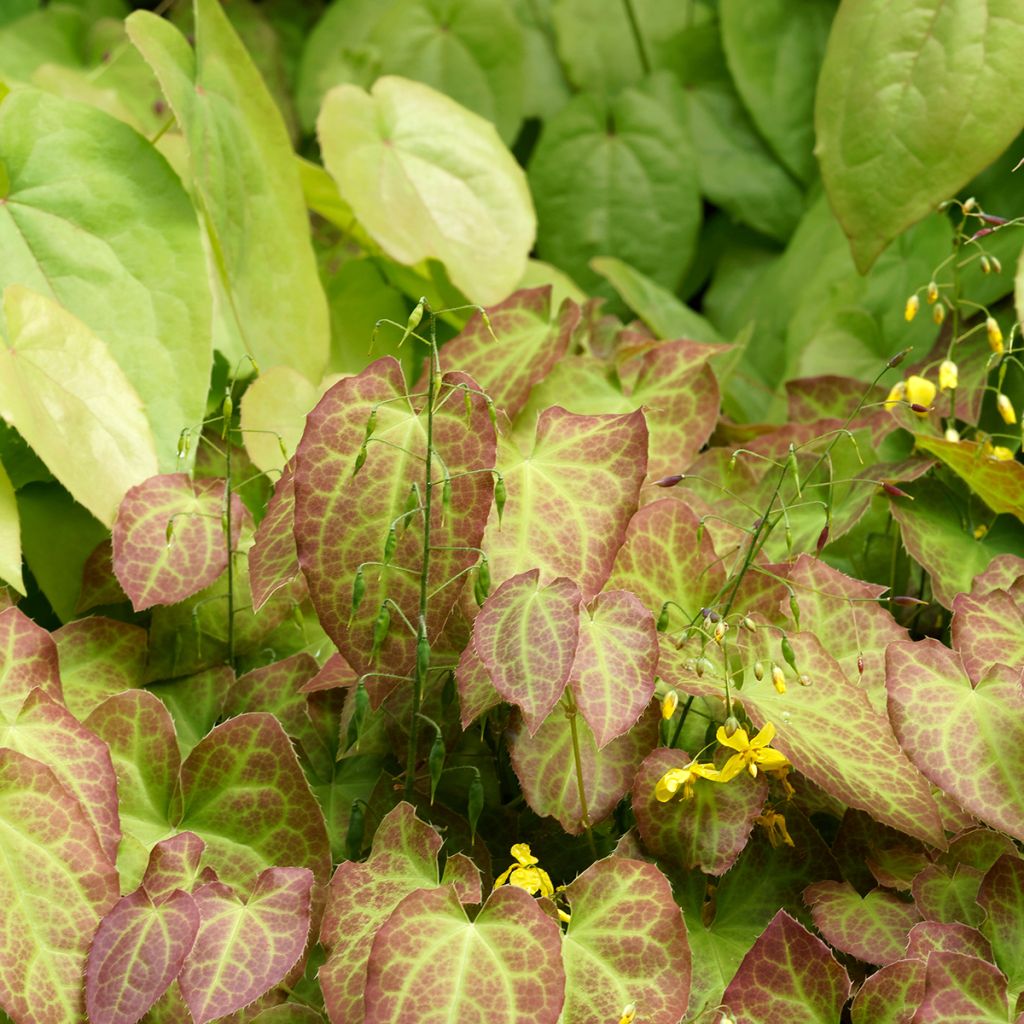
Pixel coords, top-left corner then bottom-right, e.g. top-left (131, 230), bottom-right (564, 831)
top-left (564, 694), bottom-right (597, 858)
top-left (224, 434), bottom-right (235, 670)
top-left (622, 0), bottom-right (651, 75)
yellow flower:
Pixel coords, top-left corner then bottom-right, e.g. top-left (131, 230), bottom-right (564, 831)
top-left (932, 303), bottom-right (946, 326)
top-left (756, 809), bottom-right (795, 848)
top-left (904, 295), bottom-right (920, 321)
top-left (938, 360), bottom-right (958, 391)
top-left (944, 427), bottom-right (960, 443)
top-left (996, 394), bottom-right (1017, 425)
top-left (884, 381), bottom-right (906, 410)
top-left (493, 844), bottom-right (554, 898)
top-left (926, 281), bottom-right (939, 304)
top-left (984, 444), bottom-right (1014, 462)
top-left (987, 317), bottom-right (1004, 354)
top-left (904, 375), bottom-right (936, 413)
top-left (618, 1003), bottom-right (637, 1024)
top-left (717, 722), bottom-right (791, 781)
top-left (655, 761), bottom-right (723, 802)
top-left (661, 689), bottom-right (679, 720)
top-left (771, 663), bottom-right (786, 694)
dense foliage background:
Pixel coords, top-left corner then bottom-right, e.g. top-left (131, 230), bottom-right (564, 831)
top-left (0, 0), bottom-right (1023, 1022)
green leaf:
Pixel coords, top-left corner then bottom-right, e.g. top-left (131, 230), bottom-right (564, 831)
top-left (318, 75), bottom-right (535, 305)
top-left (561, 857), bottom-right (690, 1024)
top-left (528, 75), bottom-right (701, 293)
top-left (0, 749), bottom-right (119, 1024)
top-left (363, 886), bottom-right (565, 1024)
top-left (127, 0), bottom-right (329, 382)
top-left (912, 863), bottom-right (985, 927)
top-left (850, 958), bottom-right (925, 1024)
top-left (815, 0), bottom-right (1024, 271)
top-left (978, 854), bottom-right (1024, 998)
top-left (0, 460), bottom-right (22, 594)
top-left (913, 435), bottom-right (1024, 521)
top-left (0, 87), bottom-right (211, 472)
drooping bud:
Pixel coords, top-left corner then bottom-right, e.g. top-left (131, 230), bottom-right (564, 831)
top-left (945, 427), bottom-right (961, 443)
top-left (364, 407), bottom-right (377, 441)
top-left (383, 526), bottom-right (398, 562)
top-left (661, 690), bottom-right (679, 720)
top-left (428, 732), bottom-right (445, 804)
top-left (987, 317), bottom-right (1004, 354)
top-left (742, 616), bottom-right (756, 632)
top-left (474, 556), bottom-right (491, 606)
top-left (788, 593), bottom-right (801, 629)
top-left (904, 295), bottom-right (920, 321)
top-left (882, 482), bottom-right (912, 499)
top-left (780, 636), bottom-right (798, 673)
top-left (980, 255), bottom-right (992, 275)
top-left (655, 474), bottom-right (684, 487)
top-left (926, 281), bottom-right (939, 304)
top-left (351, 568), bottom-right (365, 616)
top-left (857, 653), bottom-right (865, 676)
top-left (493, 473), bottom-right (507, 524)
top-left (723, 715), bottom-right (740, 737)
top-left (467, 771), bottom-right (484, 841)
top-left (991, 256), bottom-right (1002, 274)
top-left (932, 303), bottom-right (946, 326)
top-left (887, 347), bottom-right (912, 368)
top-left (656, 604), bottom-right (670, 632)
top-left (771, 663), bottom-right (787, 694)
top-left (345, 799), bottom-right (366, 861)
top-left (938, 360), bottom-right (958, 391)
top-left (753, 660), bottom-right (765, 681)
top-left (816, 524), bottom-right (830, 552)
top-left (370, 603), bottom-right (391, 657)
top-left (892, 595), bottom-right (928, 607)
top-left (713, 620), bottom-right (728, 645)
top-left (996, 393), bottom-right (1017, 425)
top-left (176, 430), bottom-right (190, 460)
top-left (353, 443), bottom-right (368, 476)
top-left (221, 392), bottom-right (233, 439)
top-left (416, 631), bottom-right (431, 686)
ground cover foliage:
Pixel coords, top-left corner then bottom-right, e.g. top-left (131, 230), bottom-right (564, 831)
top-left (1, 0), bottom-right (1024, 1021)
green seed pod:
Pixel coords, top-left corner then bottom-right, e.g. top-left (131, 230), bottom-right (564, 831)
top-left (428, 733), bottom-right (445, 804)
top-left (176, 430), bottom-right (190, 460)
top-left (383, 526), bottom-right (397, 562)
top-left (477, 556), bottom-right (491, 595)
top-left (787, 444), bottom-right (801, 497)
top-left (441, 670), bottom-right (456, 709)
top-left (371, 603), bottom-right (391, 657)
top-left (351, 568), bottom-right (366, 615)
top-left (463, 385), bottom-right (473, 420)
top-left (353, 443), bottom-right (368, 476)
top-left (696, 521), bottom-right (705, 543)
top-left (656, 604), bottom-right (670, 632)
top-left (221, 509), bottom-right (230, 537)
top-left (404, 483), bottom-right (421, 521)
top-left (486, 398), bottom-right (497, 430)
top-left (780, 635), bottom-right (798, 673)
top-left (753, 660), bottom-right (765, 681)
top-left (467, 771), bottom-right (484, 842)
top-left (788, 593), bottom-right (801, 629)
top-left (405, 299), bottom-right (424, 336)
top-left (742, 616), bottom-right (756, 632)
top-left (345, 800), bottom-right (366, 861)
top-left (353, 680), bottom-right (369, 733)
top-left (221, 392), bottom-right (233, 439)
top-left (165, 519), bottom-right (175, 546)
top-left (494, 473), bottom-right (507, 523)
top-left (364, 408), bottom-right (377, 442)
top-left (442, 474), bottom-right (453, 518)
top-left (416, 631), bottom-right (430, 685)
top-left (473, 569), bottom-right (488, 607)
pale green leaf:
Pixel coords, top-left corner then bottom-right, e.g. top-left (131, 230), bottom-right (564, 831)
top-left (0, 461), bottom-right (22, 594)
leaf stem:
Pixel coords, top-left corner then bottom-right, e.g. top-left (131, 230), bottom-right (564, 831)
top-left (622, 0), bottom-right (651, 75)
top-left (564, 693), bottom-right (597, 858)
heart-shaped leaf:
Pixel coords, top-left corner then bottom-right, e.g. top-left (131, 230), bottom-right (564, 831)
top-left (914, 436), bottom-right (1024, 522)
top-left (0, 605), bottom-right (62, 719)
top-left (248, 463), bottom-right (301, 613)
top-left (951, 588), bottom-right (1024, 685)
top-left (143, 832), bottom-right (207, 901)
top-left (910, 951), bottom-right (1018, 1024)
top-left (850, 958), bottom-right (925, 1024)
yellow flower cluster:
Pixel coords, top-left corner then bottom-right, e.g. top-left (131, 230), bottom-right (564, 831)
top-left (884, 375), bottom-right (935, 416)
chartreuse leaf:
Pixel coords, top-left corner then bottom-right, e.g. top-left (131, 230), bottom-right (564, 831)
top-left (886, 639), bottom-right (1024, 843)
top-left (804, 881), bottom-right (922, 967)
top-left (914, 436), bottom-right (1024, 521)
top-left (178, 869), bottom-right (313, 1024)
top-left (112, 474), bottom-right (242, 612)
top-left (294, 359), bottom-right (495, 681)
top-left (912, 951), bottom-right (1018, 1024)
top-left (0, 460), bottom-right (22, 593)
top-left (816, 0), bottom-right (1024, 272)
top-left (86, 887), bottom-right (200, 1024)
top-left (318, 75), bottom-right (535, 305)
top-left (473, 570), bottom-right (581, 735)
top-left (978, 854), bottom-right (1024, 997)
top-left (952, 588), bottom-right (1024, 684)
top-left (127, 0), bottom-right (329, 382)
top-left (0, 87), bottom-right (210, 472)
top-left (561, 857), bottom-right (690, 1024)
top-left (0, 604), bottom-right (62, 720)
top-left (484, 407), bottom-right (647, 599)
top-left (363, 886), bottom-right (565, 1024)
top-left (240, 366), bottom-right (324, 476)
top-left (248, 464), bottom-right (301, 613)
top-left (0, 286), bottom-right (158, 527)
top-left (0, 749), bottom-right (119, 1024)
top-left (722, 910), bottom-right (851, 1023)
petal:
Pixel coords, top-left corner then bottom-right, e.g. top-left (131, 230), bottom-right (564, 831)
top-left (749, 721), bottom-right (776, 748)
top-left (493, 866), bottom-right (514, 889)
top-left (716, 754), bottom-right (746, 783)
top-left (754, 748), bottom-right (791, 771)
top-left (510, 842), bottom-right (538, 866)
top-left (717, 725), bottom-right (750, 752)
top-left (691, 762), bottom-right (723, 781)
top-left (538, 868), bottom-right (555, 898)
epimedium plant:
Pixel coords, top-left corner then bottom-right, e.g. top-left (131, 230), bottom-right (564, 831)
top-left (1, 1), bottom-right (1024, 1023)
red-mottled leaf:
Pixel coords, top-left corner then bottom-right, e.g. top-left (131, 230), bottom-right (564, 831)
top-left (722, 910), bottom-right (851, 1024)
top-left (112, 474), bottom-right (242, 611)
top-left (561, 857), bottom-right (690, 1024)
top-left (786, 375), bottom-right (888, 427)
top-left (912, 864), bottom-right (985, 927)
top-left (0, 749), bottom-right (119, 1024)
top-left (869, 844), bottom-right (931, 892)
top-left (54, 617), bottom-right (147, 720)
top-left (938, 826), bottom-right (1017, 875)
top-left (905, 921), bottom-right (993, 962)
top-left (569, 590), bottom-right (657, 747)
top-left (508, 704), bottom-right (658, 835)
top-left (78, 539), bottom-right (130, 613)
top-left (433, 286), bottom-right (576, 419)
top-left (364, 886), bottom-right (565, 1024)
top-left (473, 571), bottom-right (581, 735)
top-left (319, 803), bottom-right (449, 1024)
top-left (804, 881), bottom-right (922, 967)
top-left (850, 959), bottom-right (924, 1024)
top-left (6, 688), bottom-right (121, 864)
top-left (179, 867), bottom-right (314, 1024)
top-left (143, 832), bottom-right (207, 901)
top-left (455, 636), bottom-right (501, 729)
top-left (178, 714), bottom-right (331, 888)
top-left (910, 951), bottom-right (1016, 1024)
top-left (0, 605), bottom-right (62, 718)
top-left (249, 463), bottom-right (302, 612)
top-left (972, 553), bottom-right (1024, 599)
top-left (604, 497), bottom-right (725, 633)
top-left (632, 747), bottom-right (767, 875)
top-left (299, 652), bottom-right (358, 694)
top-left (886, 639), bottom-right (1024, 842)
top-left (914, 435), bottom-right (1024, 521)
top-left (483, 407), bottom-right (648, 600)
top-left (249, 1006), bottom-right (325, 1023)
top-left (294, 358), bottom-right (495, 677)
top-left (951, 588), bottom-right (1024, 685)
top-left (440, 853), bottom-right (482, 905)
top-left (978, 854), bottom-right (1024, 995)
top-left (86, 887), bottom-right (200, 1024)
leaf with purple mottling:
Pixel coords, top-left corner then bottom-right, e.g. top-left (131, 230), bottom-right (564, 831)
top-left (143, 832), bottom-right (207, 901)
top-left (433, 286), bottom-right (576, 419)
top-left (179, 868), bottom-right (314, 1024)
top-left (910, 951), bottom-right (1016, 1024)
top-left (294, 358), bottom-right (495, 678)
top-left (951, 588), bottom-right (1024, 685)
top-left (78, 539), bottom-right (130, 613)
top-left (112, 474), bottom-right (242, 611)
top-left (911, 864), bottom-right (985, 927)
top-left (0, 749), bottom-right (119, 1024)
top-left (978, 854), bottom-right (1024, 996)
top-left (803, 881), bottom-right (922, 967)
top-left (249, 1006), bottom-right (325, 1023)
top-left (905, 921), bottom-right (993, 962)
top-left (914, 435), bottom-right (1024, 521)
top-left (54, 616), bottom-right (147, 720)
top-left (632, 747), bottom-right (767, 875)
top-left (86, 887), bottom-right (200, 1024)
top-left (850, 959), bottom-right (924, 1024)
top-left (938, 827), bottom-right (1017, 875)
top-left (299, 653), bottom-right (358, 694)
top-left (886, 638), bottom-right (1024, 842)
top-left (722, 910), bottom-right (851, 1024)
top-left (455, 636), bottom-right (502, 728)
top-left (786, 375), bottom-right (889, 427)
top-left (364, 886), bottom-right (565, 1024)
top-left (508, 703), bottom-right (658, 835)
top-left (561, 857), bottom-right (690, 1024)
top-left (249, 463), bottom-right (302, 613)
top-left (0, 605), bottom-right (62, 718)
top-left (483, 407), bottom-right (648, 600)
top-left (972, 554), bottom-right (1024, 599)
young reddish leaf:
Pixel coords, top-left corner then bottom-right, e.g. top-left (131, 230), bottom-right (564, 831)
top-left (440, 853), bottom-right (483, 905)
top-left (6, 688), bottom-right (121, 864)
top-left (561, 857), bottom-right (690, 1024)
top-left (179, 867), bottom-right (314, 1024)
top-left (299, 652), bottom-right (358, 694)
top-left (914, 435), bottom-right (1024, 522)
top-left (803, 881), bottom-right (922, 967)
top-left (977, 854), bottom-right (1024, 995)
top-left (432, 286), bottom-right (576, 419)
top-left (112, 474), bottom-right (242, 611)
top-left (53, 616), bottom-right (147, 720)
top-left (569, 589), bottom-right (658, 747)
top-left (911, 951), bottom-right (1016, 1024)
top-left (143, 832), bottom-right (207, 901)
top-left (951, 588), bottom-right (1024, 684)
top-left (483, 407), bottom-right (648, 600)
top-left (77, 538), bottom-right (130, 613)
top-left (972, 553), bottom-right (1024, 599)
top-left (364, 886), bottom-right (565, 1024)
top-left (178, 713), bottom-right (331, 888)
top-left (0, 749), bottom-right (119, 1024)
top-left (86, 887), bottom-right (200, 1024)
top-left (604, 497), bottom-right (725, 634)
top-left (0, 605), bottom-right (62, 719)
top-left (886, 639), bottom-right (1024, 842)
top-left (906, 921), bottom-right (993, 962)
top-left (473, 570), bottom-right (581, 735)
top-left (632, 747), bottom-right (767, 875)
top-left (294, 358), bottom-right (496, 677)
top-left (850, 958), bottom-right (924, 1024)
top-left (722, 910), bottom-right (851, 1024)
top-left (912, 864), bottom-right (985, 927)
top-left (508, 704), bottom-right (658, 835)
top-left (319, 803), bottom-right (460, 1024)
top-left (455, 634), bottom-right (502, 729)
top-left (249, 463), bottom-right (302, 612)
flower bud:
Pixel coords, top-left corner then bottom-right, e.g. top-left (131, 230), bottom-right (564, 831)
top-left (753, 660), bottom-right (765, 681)
top-left (987, 317), bottom-right (1004, 354)
top-left (931, 302), bottom-right (945, 325)
top-left (938, 360), bottom-right (958, 391)
top-left (905, 375), bottom-right (936, 412)
top-left (945, 427), bottom-right (961, 443)
top-left (974, 523), bottom-right (989, 539)
top-left (963, 196), bottom-right (977, 212)
top-left (991, 256), bottom-right (1002, 274)
top-left (655, 474), bottom-right (684, 487)
top-left (926, 281), bottom-right (939, 304)
top-left (884, 381), bottom-right (906, 410)
top-left (887, 347), bottom-right (912, 368)
top-left (742, 616), bottom-right (756, 632)
top-left (661, 690), bottom-right (679, 720)
top-left (713, 620), bottom-right (728, 644)
top-left (723, 716), bottom-right (740, 737)
top-left (882, 482), bottom-right (912, 499)
top-left (904, 295), bottom-right (920, 321)
top-left (771, 664), bottom-right (787, 694)
top-left (997, 393), bottom-right (1017, 425)
top-left (981, 255), bottom-right (992, 274)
